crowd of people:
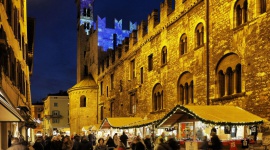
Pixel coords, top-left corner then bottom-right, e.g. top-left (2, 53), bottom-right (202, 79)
top-left (6, 131), bottom-right (181, 150)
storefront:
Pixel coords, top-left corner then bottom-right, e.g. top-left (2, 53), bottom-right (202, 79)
top-left (0, 90), bottom-right (25, 149)
top-left (156, 105), bottom-right (265, 149)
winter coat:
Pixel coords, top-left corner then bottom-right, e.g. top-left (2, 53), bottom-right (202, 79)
top-left (79, 140), bottom-right (93, 150)
top-left (50, 140), bottom-right (62, 150)
top-left (144, 138), bottom-right (152, 150)
top-left (167, 138), bottom-right (179, 150)
top-left (106, 137), bottom-right (116, 149)
top-left (120, 134), bottom-right (128, 147)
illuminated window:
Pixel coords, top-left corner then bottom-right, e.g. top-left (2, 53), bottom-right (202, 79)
top-left (161, 46), bottom-right (167, 65)
top-left (178, 72), bottom-right (194, 104)
top-left (80, 96), bottom-right (86, 107)
top-left (195, 23), bottom-right (204, 47)
top-left (235, 0), bottom-right (248, 26)
top-left (180, 34), bottom-right (187, 55)
top-left (152, 83), bottom-right (163, 111)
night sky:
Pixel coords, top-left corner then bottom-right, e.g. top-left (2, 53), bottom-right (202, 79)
top-left (27, 0), bottom-right (164, 102)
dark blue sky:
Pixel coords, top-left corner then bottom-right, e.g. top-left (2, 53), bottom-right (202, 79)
top-left (27, 0), bottom-right (164, 102)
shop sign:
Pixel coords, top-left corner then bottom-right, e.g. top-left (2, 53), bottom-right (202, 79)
top-left (165, 127), bottom-right (175, 131)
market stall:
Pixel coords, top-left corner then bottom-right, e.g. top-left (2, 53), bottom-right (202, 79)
top-left (156, 105), bottom-right (265, 150)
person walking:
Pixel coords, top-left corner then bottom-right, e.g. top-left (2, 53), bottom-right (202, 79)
top-left (113, 133), bottom-right (119, 147)
top-left (33, 137), bottom-right (44, 150)
top-left (120, 132), bottom-right (128, 148)
top-left (154, 138), bottom-right (171, 150)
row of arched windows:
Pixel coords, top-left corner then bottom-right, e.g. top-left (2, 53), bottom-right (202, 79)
top-left (235, 0), bottom-right (267, 27)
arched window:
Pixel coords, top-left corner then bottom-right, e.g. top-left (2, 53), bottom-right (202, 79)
top-left (161, 46), bottom-right (167, 65)
top-left (216, 53), bottom-right (242, 97)
top-left (226, 67), bottom-right (234, 95)
top-left (235, 64), bottom-right (242, 93)
top-left (195, 23), bottom-right (204, 47)
top-left (218, 70), bottom-right (225, 97)
top-left (178, 72), bottom-right (194, 104)
top-left (80, 96), bottom-right (86, 107)
top-left (152, 84), bottom-right (163, 111)
top-left (235, 0), bottom-right (248, 26)
top-left (180, 34), bottom-right (187, 55)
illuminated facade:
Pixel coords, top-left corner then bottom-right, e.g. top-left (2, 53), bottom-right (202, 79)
top-left (43, 91), bottom-right (70, 136)
top-left (0, 0), bottom-right (35, 149)
top-left (71, 0), bottom-right (270, 134)
top-left (31, 102), bottom-right (44, 141)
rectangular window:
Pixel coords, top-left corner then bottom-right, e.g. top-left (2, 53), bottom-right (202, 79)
top-left (111, 102), bottom-right (115, 117)
top-left (111, 73), bottom-right (114, 89)
top-left (52, 110), bottom-right (60, 116)
top-left (148, 54), bottom-right (153, 71)
top-left (54, 103), bottom-right (58, 107)
top-left (130, 59), bottom-right (136, 79)
top-left (106, 86), bottom-right (108, 97)
top-left (52, 118), bottom-right (59, 123)
top-left (130, 93), bottom-right (136, 114)
top-left (37, 114), bottom-right (41, 118)
top-left (140, 67), bottom-right (144, 84)
top-left (100, 81), bottom-right (103, 95)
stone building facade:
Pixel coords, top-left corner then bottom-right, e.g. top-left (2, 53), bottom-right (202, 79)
top-left (0, 0), bottom-right (34, 149)
top-left (71, 0), bottom-right (270, 132)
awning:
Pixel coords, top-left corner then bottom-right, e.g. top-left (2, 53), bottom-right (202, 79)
top-left (120, 119), bottom-right (159, 129)
top-left (0, 90), bottom-right (24, 122)
top-left (82, 124), bottom-right (99, 131)
top-left (157, 105), bottom-right (264, 127)
top-left (100, 117), bottom-right (143, 129)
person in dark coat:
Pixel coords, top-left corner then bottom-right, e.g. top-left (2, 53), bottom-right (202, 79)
top-left (144, 135), bottom-right (152, 150)
top-left (79, 136), bottom-right (93, 150)
top-left (44, 136), bottom-right (51, 150)
top-left (210, 132), bottom-right (222, 150)
top-left (94, 138), bottom-right (108, 150)
top-left (33, 137), bottom-right (44, 150)
top-left (120, 132), bottom-right (128, 148)
top-left (106, 136), bottom-right (115, 150)
top-left (200, 136), bottom-right (209, 150)
top-left (50, 136), bottom-right (62, 150)
top-left (72, 136), bottom-right (80, 150)
top-left (166, 134), bottom-right (179, 150)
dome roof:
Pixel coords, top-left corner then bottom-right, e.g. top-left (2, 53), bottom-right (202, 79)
top-left (68, 75), bottom-right (98, 92)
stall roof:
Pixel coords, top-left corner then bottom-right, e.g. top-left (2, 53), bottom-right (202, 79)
top-left (121, 119), bottom-right (160, 129)
top-left (157, 105), bottom-right (264, 127)
top-left (82, 124), bottom-right (100, 131)
top-left (100, 117), bottom-right (143, 129)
